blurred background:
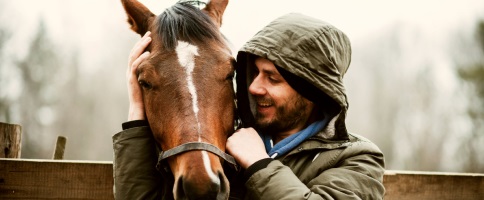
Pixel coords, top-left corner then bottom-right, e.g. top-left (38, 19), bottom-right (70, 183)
top-left (0, 0), bottom-right (483, 173)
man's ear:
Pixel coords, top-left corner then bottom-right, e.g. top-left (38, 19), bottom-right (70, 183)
top-left (202, 0), bottom-right (229, 28)
top-left (121, 0), bottom-right (156, 36)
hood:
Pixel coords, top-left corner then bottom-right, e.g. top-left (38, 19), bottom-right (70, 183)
top-left (236, 13), bottom-right (352, 140)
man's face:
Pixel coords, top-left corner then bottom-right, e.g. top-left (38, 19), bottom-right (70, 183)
top-left (248, 57), bottom-right (314, 134)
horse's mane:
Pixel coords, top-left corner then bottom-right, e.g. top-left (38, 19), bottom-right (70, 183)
top-left (156, 1), bottom-right (224, 50)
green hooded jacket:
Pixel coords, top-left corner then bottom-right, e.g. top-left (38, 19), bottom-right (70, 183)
top-left (112, 13), bottom-right (385, 200)
top-left (234, 13), bottom-right (385, 199)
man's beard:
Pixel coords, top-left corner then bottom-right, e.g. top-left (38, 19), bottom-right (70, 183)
top-left (254, 94), bottom-right (311, 135)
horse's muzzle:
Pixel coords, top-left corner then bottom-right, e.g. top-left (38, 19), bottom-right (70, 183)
top-left (174, 170), bottom-right (229, 200)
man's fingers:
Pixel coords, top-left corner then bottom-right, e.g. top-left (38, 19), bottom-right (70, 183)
top-left (129, 38), bottom-right (150, 63)
top-left (129, 31), bottom-right (152, 66)
top-left (130, 51), bottom-right (150, 74)
top-left (130, 31), bottom-right (151, 54)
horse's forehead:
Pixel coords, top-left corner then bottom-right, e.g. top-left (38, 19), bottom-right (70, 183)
top-left (175, 41), bottom-right (199, 69)
top-left (147, 38), bottom-right (233, 78)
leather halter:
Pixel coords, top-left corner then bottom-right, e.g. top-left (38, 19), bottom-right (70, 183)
top-left (156, 142), bottom-right (238, 171)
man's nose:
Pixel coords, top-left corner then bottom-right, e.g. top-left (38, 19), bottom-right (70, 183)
top-left (248, 76), bottom-right (266, 96)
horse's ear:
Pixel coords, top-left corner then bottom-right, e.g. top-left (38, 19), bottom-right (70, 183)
top-left (202, 0), bottom-right (229, 28)
top-left (121, 0), bottom-right (156, 36)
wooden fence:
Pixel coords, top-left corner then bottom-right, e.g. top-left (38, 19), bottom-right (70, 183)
top-left (0, 158), bottom-right (483, 200)
top-left (1, 122), bottom-right (483, 199)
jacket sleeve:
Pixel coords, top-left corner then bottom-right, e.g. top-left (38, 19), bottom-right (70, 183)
top-left (244, 140), bottom-right (385, 200)
top-left (112, 126), bottom-right (163, 200)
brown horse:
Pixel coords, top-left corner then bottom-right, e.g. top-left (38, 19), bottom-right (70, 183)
top-left (121, 0), bottom-right (236, 199)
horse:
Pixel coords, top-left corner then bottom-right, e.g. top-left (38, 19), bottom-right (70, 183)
top-left (120, 0), bottom-right (236, 199)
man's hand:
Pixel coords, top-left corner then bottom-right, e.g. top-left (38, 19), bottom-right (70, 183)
top-left (127, 31), bottom-right (152, 121)
top-left (226, 128), bottom-right (270, 169)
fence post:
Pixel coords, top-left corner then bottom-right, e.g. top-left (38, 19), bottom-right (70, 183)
top-left (0, 122), bottom-right (22, 158)
top-left (53, 136), bottom-right (67, 160)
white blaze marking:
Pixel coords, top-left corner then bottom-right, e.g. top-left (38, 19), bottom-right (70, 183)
top-left (202, 151), bottom-right (221, 184)
top-left (176, 41), bottom-right (218, 184)
top-left (175, 41), bottom-right (202, 139)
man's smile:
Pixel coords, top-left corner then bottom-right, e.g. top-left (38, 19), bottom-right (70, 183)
top-left (257, 102), bottom-right (273, 107)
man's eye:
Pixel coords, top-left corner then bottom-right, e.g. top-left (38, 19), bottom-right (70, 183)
top-left (269, 76), bottom-right (280, 83)
top-left (139, 80), bottom-right (152, 89)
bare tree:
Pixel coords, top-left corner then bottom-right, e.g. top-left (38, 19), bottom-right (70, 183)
top-left (0, 1), bottom-right (13, 123)
top-left (456, 20), bottom-right (484, 173)
top-left (0, 26), bottom-right (11, 122)
top-left (13, 19), bottom-right (64, 158)
top-left (351, 23), bottom-right (461, 171)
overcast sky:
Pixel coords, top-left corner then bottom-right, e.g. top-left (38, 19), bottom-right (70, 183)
top-left (1, 0), bottom-right (480, 76)
top-left (140, 0), bottom-right (484, 48)
top-left (6, 0), bottom-right (484, 53)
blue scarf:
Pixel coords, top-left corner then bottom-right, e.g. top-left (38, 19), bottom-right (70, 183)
top-left (261, 115), bottom-right (329, 158)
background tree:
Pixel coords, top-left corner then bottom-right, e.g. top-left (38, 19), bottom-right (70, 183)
top-left (0, 1), bottom-right (12, 122)
top-left (456, 20), bottom-right (484, 173)
top-left (14, 20), bottom-right (65, 157)
top-left (0, 26), bottom-right (11, 122)
top-left (348, 23), bottom-right (462, 171)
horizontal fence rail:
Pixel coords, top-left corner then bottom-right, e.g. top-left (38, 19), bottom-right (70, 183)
top-left (0, 158), bottom-right (483, 199)
top-left (383, 170), bottom-right (484, 200)
top-left (0, 159), bottom-right (113, 199)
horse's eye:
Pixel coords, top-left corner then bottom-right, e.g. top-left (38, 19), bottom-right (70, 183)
top-left (139, 80), bottom-right (152, 89)
top-left (226, 72), bottom-right (235, 81)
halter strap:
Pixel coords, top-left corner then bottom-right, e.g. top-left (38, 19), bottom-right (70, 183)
top-left (157, 142), bottom-right (239, 171)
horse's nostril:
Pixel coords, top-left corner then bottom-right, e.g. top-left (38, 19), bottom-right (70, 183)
top-left (175, 176), bottom-right (186, 199)
top-left (217, 171), bottom-right (230, 200)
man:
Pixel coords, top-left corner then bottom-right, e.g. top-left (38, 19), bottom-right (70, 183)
top-left (225, 13), bottom-right (385, 199)
top-left (114, 12), bottom-right (385, 199)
